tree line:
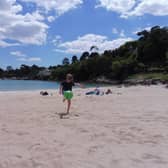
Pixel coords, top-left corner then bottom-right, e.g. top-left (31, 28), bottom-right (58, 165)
top-left (0, 26), bottom-right (168, 82)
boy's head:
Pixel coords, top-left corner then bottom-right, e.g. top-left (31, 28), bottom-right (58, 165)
top-left (66, 73), bottom-right (73, 82)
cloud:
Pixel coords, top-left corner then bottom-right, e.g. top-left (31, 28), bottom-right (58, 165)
top-left (54, 34), bottom-right (133, 54)
top-left (10, 51), bottom-right (26, 57)
top-left (120, 30), bottom-right (125, 37)
top-left (96, 0), bottom-right (168, 17)
top-left (112, 28), bottom-right (119, 34)
top-left (96, 0), bottom-right (136, 16)
top-left (0, 40), bottom-right (19, 47)
top-left (127, 0), bottom-right (168, 17)
top-left (21, 0), bottom-right (83, 15)
top-left (3, 21), bottom-right (48, 45)
top-left (47, 16), bottom-right (55, 22)
top-left (133, 26), bottom-right (152, 35)
top-left (52, 35), bottom-right (62, 46)
top-left (0, 0), bottom-right (84, 47)
top-left (17, 57), bottom-right (41, 62)
top-left (10, 50), bottom-right (41, 62)
top-left (0, 0), bottom-right (48, 47)
top-left (112, 28), bottom-right (126, 37)
top-left (0, 0), bottom-right (23, 13)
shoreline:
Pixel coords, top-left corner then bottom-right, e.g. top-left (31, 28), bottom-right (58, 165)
top-left (0, 83), bottom-right (167, 93)
top-left (1, 77), bottom-right (168, 86)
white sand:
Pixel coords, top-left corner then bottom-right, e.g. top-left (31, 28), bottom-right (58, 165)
top-left (0, 85), bottom-right (168, 168)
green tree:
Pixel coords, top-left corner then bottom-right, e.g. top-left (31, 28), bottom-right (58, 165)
top-left (90, 46), bottom-right (99, 52)
top-left (137, 26), bottom-right (168, 66)
top-left (62, 57), bottom-right (70, 65)
top-left (20, 64), bottom-right (31, 77)
top-left (6, 66), bottom-right (13, 71)
top-left (0, 68), bottom-right (4, 78)
top-left (80, 52), bottom-right (89, 61)
top-left (71, 55), bottom-right (78, 64)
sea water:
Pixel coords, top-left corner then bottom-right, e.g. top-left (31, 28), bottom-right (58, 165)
top-left (0, 79), bottom-right (109, 91)
top-left (0, 80), bottom-right (59, 91)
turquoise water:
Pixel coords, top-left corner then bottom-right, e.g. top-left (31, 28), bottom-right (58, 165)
top-left (0, 80), bottom-right (60, 91)
top-left (0, 80), bottom-right (109, 91)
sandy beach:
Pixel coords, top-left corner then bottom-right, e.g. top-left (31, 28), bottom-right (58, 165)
top-left (0, 85), bottom-right (168, 168)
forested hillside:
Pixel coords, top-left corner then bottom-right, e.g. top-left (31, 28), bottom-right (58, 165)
top-left (1, 26), bottom-right (168, 83)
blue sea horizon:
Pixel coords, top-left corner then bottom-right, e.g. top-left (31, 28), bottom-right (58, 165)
top-left (0, 79), bottom-right (60, 91)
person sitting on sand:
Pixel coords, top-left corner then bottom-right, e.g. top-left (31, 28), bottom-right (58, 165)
top-left (59, 73), bottom-right (82, 117)
top-left (105, 89), bottom-right (112, 95)
top-left (40, 91), bottom-right (48, 96)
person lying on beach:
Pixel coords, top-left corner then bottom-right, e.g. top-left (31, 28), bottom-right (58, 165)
top-left (59, 73), bottom-right (83, 117)
top-left (86, 87), bottom-right (100, 95)
top-left (86, 88), bottom-right (112, 96)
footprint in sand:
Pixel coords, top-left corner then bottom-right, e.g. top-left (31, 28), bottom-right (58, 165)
top-left (1, 127), bottom-right (9, 133)
top-left (129, 126), bottom-right (143, 132)
top-left (16, 131), bottom-right (29, 136)
top-left (57, 112), bottom-right (79, 119)
top-left (131, 158), bottom-right (144, 163)
top-left (0, 161), bottom-right (9, 168)
top-left (79, 128), bottom-right (89, 133)
top-left (28, 143), bottom-right (41, 150)
top-left (30, 158), bottom-right (44, 168)
top-left (74, 114), bottom-right (79, 117)
top-left (88, 145), bottom-right (103, 154)
top-left (58, 113), bottom-right (70, 119)
top-left (142, 153), bottom-right (167, 164)
top-left (14, 155), bottom-right (22, 159)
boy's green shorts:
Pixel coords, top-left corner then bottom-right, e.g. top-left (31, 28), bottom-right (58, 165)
top-left (63, 91), bottom-right (73, 100)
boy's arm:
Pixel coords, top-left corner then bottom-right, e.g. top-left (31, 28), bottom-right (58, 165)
top-left (59, 85), bottom-right (63, 95)
top-left (74, 83), bottom-right (84, 88)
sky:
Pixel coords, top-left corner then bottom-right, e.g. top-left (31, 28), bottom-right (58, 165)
top-left (0, 0), bottom-right (167, 69)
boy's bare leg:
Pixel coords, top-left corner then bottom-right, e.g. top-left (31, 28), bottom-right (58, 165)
top-left (63, 98), bottom-right (66, 102)
top-left (59, 99), bottom-right (71, 119)
top-left (67, 100), bottom-right (71, 114)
